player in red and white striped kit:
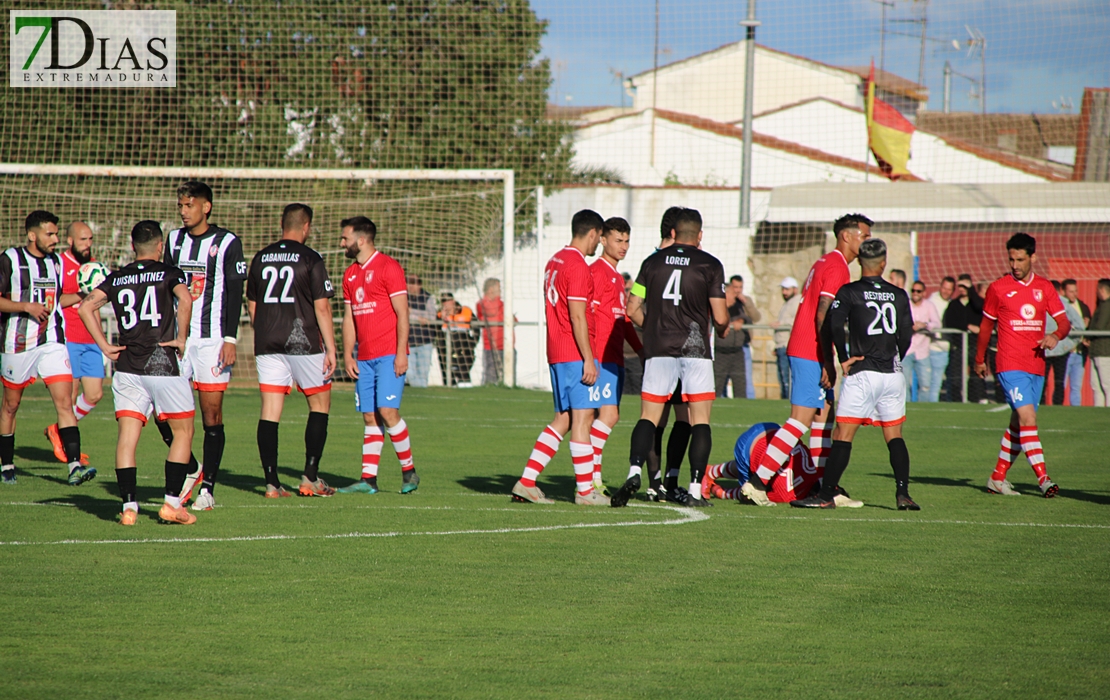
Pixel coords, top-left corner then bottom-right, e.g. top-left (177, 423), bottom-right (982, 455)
top-left (975, 233), bottom-right (1069, 498)
top-left (751, 214), bottom-right (871, 504)
top-left (587, 217), bottom-right (642, 495)
top-left (513, 210), bottom-right (606, 505)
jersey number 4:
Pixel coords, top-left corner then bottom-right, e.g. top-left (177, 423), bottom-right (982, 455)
top-left (118, 287), bottom-right (161, 330)
top-left (866, 301), bottom-right (897, 335)
top-left (262, 266), bottom-right (296, 304)
top-left (662, 270), bottom-right (683, 306)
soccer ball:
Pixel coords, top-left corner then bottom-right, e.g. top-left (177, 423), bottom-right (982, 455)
top-left (77, 262), bottom-right (110, 295)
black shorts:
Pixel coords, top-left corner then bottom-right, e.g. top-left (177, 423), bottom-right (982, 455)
top-left (667, 379), bottom-right (685, 405)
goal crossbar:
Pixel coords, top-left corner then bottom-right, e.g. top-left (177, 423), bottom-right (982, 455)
top-left (0, 163), bottom-right (518, 387)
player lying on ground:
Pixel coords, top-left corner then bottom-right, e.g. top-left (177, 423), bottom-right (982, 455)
top-left (975, 233), bottom-right (1069, 498)
top-left (79, 221), bottom-right (197, 525)
top-left (247, 203), bottom-right (338, 499)
top-left (791, 238), bottom-right (919, 510)
top-left (611, 208), bottom-right (730, 508)
top-left (0, 211), bottom-right (91, 486)
top-left (337, 216), bottom-right (419, 495)
top-left (587, 216), bottom-right (642, 497)
top-left (513, 210), bottom-right (608, 505)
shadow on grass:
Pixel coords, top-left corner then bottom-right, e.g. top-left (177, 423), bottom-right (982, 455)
top-left (16, 445), bottom-right (62, 464)
top-left (38, 487), bottom-right (165, 523)
top-left (456, 473), bottom-right (581, 502)
top-left (868, 471), bottom-right (1110, 505)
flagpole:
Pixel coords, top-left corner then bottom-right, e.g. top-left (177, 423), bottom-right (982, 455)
top-left (739, 0), bottom-right (759, 226)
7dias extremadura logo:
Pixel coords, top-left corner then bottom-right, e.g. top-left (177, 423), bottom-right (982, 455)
top-left (9, 10), bottom-right (175, 88)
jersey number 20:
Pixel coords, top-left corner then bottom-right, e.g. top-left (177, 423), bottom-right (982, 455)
top-left (866, 301), bottom-right (897, 335)
top-left (118, 287), bottom-right (161, 330)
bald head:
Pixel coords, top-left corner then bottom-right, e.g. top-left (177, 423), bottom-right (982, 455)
top-left (67, 221), bottom-right (94, 264)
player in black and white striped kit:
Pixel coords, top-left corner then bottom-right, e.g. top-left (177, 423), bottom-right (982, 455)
top-left (0, 211), bottom-right (92, 486)
top-left (157, 181), bottom-right (248, 511)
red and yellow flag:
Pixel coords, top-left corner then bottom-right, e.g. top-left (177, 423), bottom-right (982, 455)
top-left (866, 61), bottom-right (915, 179)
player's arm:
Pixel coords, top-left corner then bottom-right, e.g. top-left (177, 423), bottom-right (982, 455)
top-left (342, 303), bottom-right (358, 380)
top-left (78, 289), bottom-right (124, 361)
top-left (627, 293), bottom-right (645, 327)
top-left (161, 284), bottom-right (193, 356)
top-left (568, 299), bottom-right (597, 385)
top-left (974, 285), bottom-right (998, 377)
top-left (816, 294), bottom-right (840, 381)
top-left (896, 292), bottom-right (914, 360)
top-left (59, 292), bottom-right (81, 308)
top-left (827, 293), bottom-right (855, 375)
top-left (623, 318), bottom-right (643, 353)
top-left (390, 292), bottom-right (409, 377)
top-left (219, 238), bottom-right (247, 368)
top-left (245, 256), bottom-right (260, 324)
top-left (314, 298), bottom-right (337, 379)
top-left (1042, 291), bottom-right (1071, 350)
top-left (709, 297), bottom-right (730, 338)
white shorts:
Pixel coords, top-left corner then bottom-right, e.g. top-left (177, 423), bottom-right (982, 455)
top-left (837, 371), bottom-right (906, 427)
top-left (641, 357), bottom-right (715, 403)
top-left (256, 353), bottom-right (332, 396)
top-left (1, 342), bottom-right (72, 390)
top-left (182, 337), bottom-right (232, 391)
top-left (112, 371), bottom-right (195, 424)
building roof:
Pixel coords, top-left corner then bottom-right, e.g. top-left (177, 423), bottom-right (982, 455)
top-left (918, 112), bottom-right (1079, 156)
top-left (842, 66), bottom-right (929, 102)
top-left (766, 182), bottom-right (1110, 223)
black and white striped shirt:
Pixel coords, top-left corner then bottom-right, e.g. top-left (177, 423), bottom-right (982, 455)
top-left (164, 225), bottom-right (247, 340)
top-left (0, 247), bottom-right (66, 353)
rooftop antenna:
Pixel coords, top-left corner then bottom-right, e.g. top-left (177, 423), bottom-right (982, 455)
top-left (963, 26), bottom-right (986, 115)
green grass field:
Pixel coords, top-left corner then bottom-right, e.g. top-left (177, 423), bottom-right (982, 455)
top-left (1, 383), bottom-right (1108, 699)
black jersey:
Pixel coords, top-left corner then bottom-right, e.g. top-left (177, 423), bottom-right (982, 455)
top-left (246, 240), bottom-right (335, 356)
top-left (96, 260), bottom-right (188, 376)
top-left (632, 245), bottom-right (726, 360)
top-left (829, 275), bottom-right (913, 375)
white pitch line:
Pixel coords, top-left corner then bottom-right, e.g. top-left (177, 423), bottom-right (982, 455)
top-left (717, 512), bottom-right (1110, 530)
top-left (0, 505), bottom-right (708, 547)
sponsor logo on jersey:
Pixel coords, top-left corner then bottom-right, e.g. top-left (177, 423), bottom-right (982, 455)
top-left (1021, 303), bottom-right (1036, 320)
top-left (355, 287), bottom-right (365, 303)
top-left (1007, 291), bottom-right (1017, 297)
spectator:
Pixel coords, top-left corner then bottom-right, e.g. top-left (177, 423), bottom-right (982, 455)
top-left (716, 275), bottom-right (761, 398)
top-left (436, 293), bottom-right (477, 387)
top-left (1062, 279), bottom-right (1091, 406)
top-left (772, 276), bottom-right (800, 400)
top-left (735, 276), bottom-right (761, 398)
top-left (942, 274), bottom-right (985, 402)
top-left (475, 277), bottom-right (505, 385)
top-left (406, 275), bottom-right (437, 387)
top-left (889, 269), bottom-right (907, 289)
top-left (1088, 278), bottom-right (1110, 406)
top-left (1043, 280), bottom-right (1084, 405)
top-left (903, 281), bottom-right (940, 401)
top-left (925, 276), bottom-right (955, 402)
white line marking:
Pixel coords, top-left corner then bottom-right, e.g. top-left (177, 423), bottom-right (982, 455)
top-left (716, 513), bottom-right (1110, 530)
top-left (987, 405), bottom-right (1011, 413)
top-left (0, 505), bottom-right (707, 547)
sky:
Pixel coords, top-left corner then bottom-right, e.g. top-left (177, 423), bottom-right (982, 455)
top-left (530, 0), bottom-right (1110, 115)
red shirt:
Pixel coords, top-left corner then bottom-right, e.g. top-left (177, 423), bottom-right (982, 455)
top-left (476, 297), bottom-right (504, 350)
top-left (342, 251), bottom-right (408, 361)
top-left (786, 249), bottom-right (850, 363)
top-left (979, 273), bottom-right (1068, 376)
top-left (590, 258), bottom-right (640, 365)
top-left (61, 250), bottom-right (95, 345)
top-left (544, 246), bottom-right (594, 365)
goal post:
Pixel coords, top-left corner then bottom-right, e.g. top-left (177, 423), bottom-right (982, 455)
top-left (0, 164), bottom-right (517, 387)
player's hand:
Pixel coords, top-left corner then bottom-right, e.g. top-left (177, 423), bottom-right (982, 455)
top-left (159, 338), bottom-right (186, 357)
top-left (102, 345), bottom-right (125, 362)
top-left (581, 359), bottom-right (598, 386)
top-left (23, 302), bottom-right (48, 322)
top-left (840, 356), bottom-right (864, 376)
top-left (974, 361), bottom-right (988, 378)
top-left (345, 355), bottom-right (359, 380)
top-left (820, 363), bottom-right (837, 389)
top-left (394, 353), bottom-right (408, 377)
top-left (219, 342), bottom-right (236, 370)
top-left (322, 349), bottom-right (336, 380)
top-left (1039, 333), bottom-right (1059, 350)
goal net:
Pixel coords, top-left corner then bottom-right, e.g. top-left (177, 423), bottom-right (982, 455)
top-left (0, 166), bottom-right (518, 387)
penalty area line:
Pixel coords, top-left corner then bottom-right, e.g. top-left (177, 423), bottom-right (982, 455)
top-left (0, 505), bottom-right (708, 547)
top-left (716, 512), bottom-right (1110, 530)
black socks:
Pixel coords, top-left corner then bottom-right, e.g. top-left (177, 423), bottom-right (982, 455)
top-left (629, 419), bottom-right (656, 472)
top-left (666, 421), bottom-right (691, 487)
top-left (115, 467), bottom-right (137, 504)
top-left (202, 424), bottom-right (225, 493)
top-left (304, 412), bottom-right (329, 482)
top-left (688, 424), bottom-right (712, 485)
top-left (819, 440), bottom-right (853, 500)
top-left (164, 460), bottom-right (189, 498)
top-left (258, 420), bottom-right (280, 488)
top-left (888, 437), bottom-right (911, 495)
top-left (58, 425), bottom-right (80, 466)
top-left (0, 433), bottom-right (13, 466)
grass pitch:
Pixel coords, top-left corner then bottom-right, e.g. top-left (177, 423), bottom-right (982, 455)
top-left (1, 383), bottom-right (1108, 699)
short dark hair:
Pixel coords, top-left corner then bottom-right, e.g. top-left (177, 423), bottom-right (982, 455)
top-left (1051, 279), bottom-right (1062, 292)
top-left (1098, 278), bottom-right (1110, 292)
top-left (131, 220), bottom-right (164, 249)
top-left (660, 206), bottom-right (685, 240)
top-left (281, 203), bottom-right (313, 232)
top-left (858, 238), bottom-right (887, 261)
top-left (911, 281), bottom-right (926, 291)
top-left (833, 213), bottom-right (874, 236)
top-left (1062, 278), bottom-right (1077, 288)
top-left (25, 210), bottom-right (58, 232)
top-left (177, 181), bottom-right (213, 204)
top-left (673, 208), bottom-right (702, 243)
top-left (1006, 232), bottom-right (1036, 256)
top-left (603, 216), bottom-right (630, 235)
top-left (729, 275), bottom-right (744, 285)
top-left (890, 269), bottom-right (906, 280)
top-left (341, 216), bottom-right (377, 241)
top-left (571, 209), bottom-right (605, 239)
top-left (621, 272), bottom-right (631, 282)
top-left (941, 276), bottom-right (956, 286)
top-left (957, 273), bottom-right (973, 283)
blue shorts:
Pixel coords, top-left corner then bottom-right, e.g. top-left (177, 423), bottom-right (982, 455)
top-left (597, 363), bottom-right (625, 407)
top-left (733, 422), bottom-right (780, 484)
top-left (67, 342), bottom-right (105, 379)
top-left (789, 356), bottom-right (834, 409)
top-left (549, 360), bottom-right (602, 413)
top-left (355, 355), bottom-right (405, 413)
top-left (997, 371), bottom-right (1044, 411)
